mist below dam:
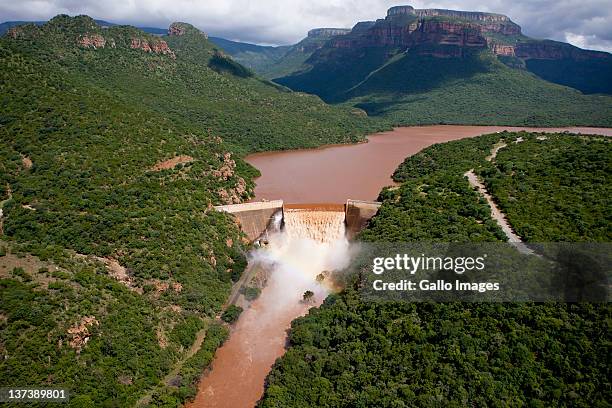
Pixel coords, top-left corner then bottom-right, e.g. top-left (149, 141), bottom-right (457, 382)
top-left (188, 208), bottom-right (353, 408)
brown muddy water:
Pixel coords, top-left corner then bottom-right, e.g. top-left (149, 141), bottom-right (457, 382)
top-left (246, 125), bottom-right (612, 203)
top-left (189, 125), bottom-right (612, 408)
top-left (187, 290), bottom-right (313, 408)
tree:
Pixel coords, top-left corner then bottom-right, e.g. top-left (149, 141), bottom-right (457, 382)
top-left (302, 290), bottom-right (314, 304)
top-left (221, 305), bottom-right (243, 323)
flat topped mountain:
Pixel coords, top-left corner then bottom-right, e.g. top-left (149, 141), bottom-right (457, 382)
top-left (388, 5), bottom-right (514, 23)
top-left (307, 28), bottom-right (351, 38)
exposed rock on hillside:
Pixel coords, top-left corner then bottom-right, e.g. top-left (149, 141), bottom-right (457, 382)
top-left (67, 316), bottom-right (99, 354)
top-left (130, 37), bottom-right (175, 58)
top-left (168, 21), bottom-right (208, 39)
top-left (78, 33), bottom-right (112, 49)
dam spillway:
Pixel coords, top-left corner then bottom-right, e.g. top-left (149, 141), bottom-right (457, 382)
top-left (214, 200), bottom-right (381, 242)
top-left (283, 205), bottom-right (346, 243)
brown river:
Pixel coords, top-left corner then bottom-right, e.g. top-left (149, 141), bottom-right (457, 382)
top-left (246, 125), bottom-right (612, 203)
top-left (188, 125), bottom-right (612, 408)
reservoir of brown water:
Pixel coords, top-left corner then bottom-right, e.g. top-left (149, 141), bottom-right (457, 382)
top-left (246, 125), bottom-right (612, 203)
top-left (189, 125), bottom-right (612, 408)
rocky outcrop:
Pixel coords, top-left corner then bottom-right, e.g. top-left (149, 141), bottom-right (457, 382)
top-left (6, 26), bottom-right (25, 39)
top-left (211, 152), bottom-right (236, 181)
top-left (488, 42), bottom-right (516, 56)
top-left (130, 37), bottom-right (176, 58)
top-left (307, 28), bottom-right (351, 38)
top-left (218, 177), bottom-right (247, 204)
top-left (77, 33), bottom-right (114, 49)
top-left (67, 316), bottom-right (99, 354)
top-left (168, 22), bottom-right (188, 36)
top-left (168, 22), bottom-right (208, 39)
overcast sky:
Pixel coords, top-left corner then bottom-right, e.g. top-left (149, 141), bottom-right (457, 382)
top-left (1, 0), bottom-right (611, 52)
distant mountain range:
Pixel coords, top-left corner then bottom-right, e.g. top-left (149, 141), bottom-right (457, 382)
top-left (3, 5), bottom-right (611, 127)
top-left (269, 5), bottom-right (612, 126)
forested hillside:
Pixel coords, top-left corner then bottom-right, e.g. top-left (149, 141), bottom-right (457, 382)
top-left (279, 48), bottom-right (612, 127)
top-left (0, 15), bottom-right (375, 407)
top-left (260, 132), bottom-right (612, 407)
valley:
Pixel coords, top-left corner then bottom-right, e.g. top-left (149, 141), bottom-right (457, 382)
top-left (0, 4), bottom-right (611, 408)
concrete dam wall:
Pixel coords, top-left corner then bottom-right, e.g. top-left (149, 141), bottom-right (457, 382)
top-left (215, 200), bottom-right (381, 242)
top-left (345, 199), bottom-right (383, 240)
top-left (215, 200), bottom-right (284, 242)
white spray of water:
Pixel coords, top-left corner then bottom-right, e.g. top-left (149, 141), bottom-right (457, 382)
top-left (191, 210), bottom-right (355, 408)
top-left (249, 210), bottom-right (353, 320)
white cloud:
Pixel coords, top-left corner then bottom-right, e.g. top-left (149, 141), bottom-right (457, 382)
top-left (565, 32), bottom-right (612, 52)
top-left (0, 0), bottom-right (610, 51)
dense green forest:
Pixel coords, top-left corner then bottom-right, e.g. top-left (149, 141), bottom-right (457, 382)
top-left (260, 132), bottom-right (612, 407)
top-left (0, 15), bottom-right (375, 407)
top-left (480, 135), bottom-right (611, 242)
top-left (379, 132), bottom-right (611, 242)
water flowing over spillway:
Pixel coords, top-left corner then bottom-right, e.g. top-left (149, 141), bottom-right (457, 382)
top-left (283, 209), bottom-right (346, 243)
top-left (189, 208), bottom-right (352, 408)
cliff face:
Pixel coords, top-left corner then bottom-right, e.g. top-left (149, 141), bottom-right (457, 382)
top-left (323, 5), bottom-right (609, 62)
top-left (327, 5), bottom-right (520, 55)
top-left (330, 17), bottom-right (489, 52)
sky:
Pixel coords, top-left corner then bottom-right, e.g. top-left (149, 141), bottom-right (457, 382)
top-left (1, 0), bottom-right (611, 52)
